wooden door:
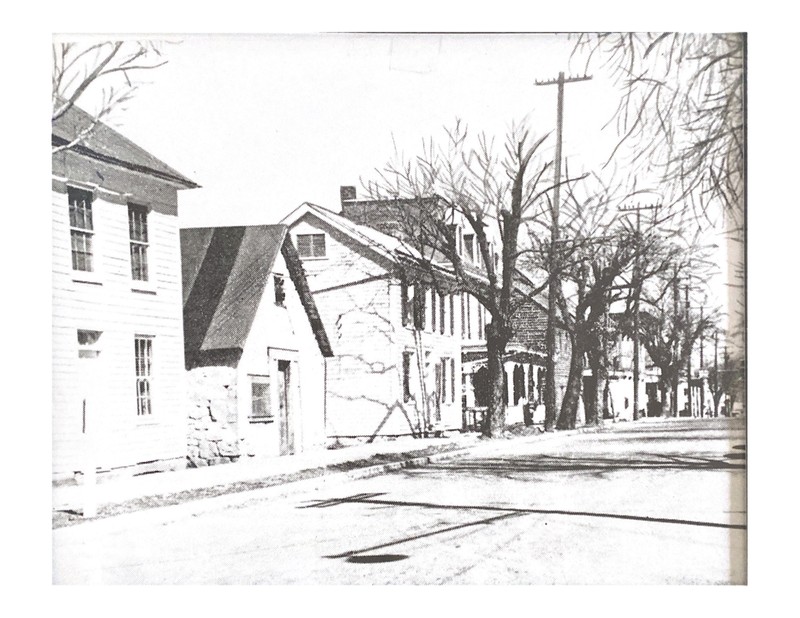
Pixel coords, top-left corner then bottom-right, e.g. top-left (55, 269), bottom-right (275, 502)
top-left (277, 360), bottom-right (294, 455)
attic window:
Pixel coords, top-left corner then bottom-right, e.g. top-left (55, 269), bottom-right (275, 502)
top-left (274, 274), bottom-right (286, 306)
top-left (297, 233), bottom-right (326, 258)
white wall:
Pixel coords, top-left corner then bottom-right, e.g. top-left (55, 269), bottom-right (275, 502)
top-left (52, 183), bottom-right (187, 477)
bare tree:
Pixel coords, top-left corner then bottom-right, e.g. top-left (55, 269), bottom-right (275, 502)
top-left (573, 33), bottom-right (746, 380)
top-left (572, 33), bottom-right (744, 225)
top-left (365, 120), bottom-right (581, 437)
top-left (52, 40), bottom-right (170, 153)
top-left (624, 254), bottom-right (720, 417)
top-left (533, 176), bottom-right (683, 430)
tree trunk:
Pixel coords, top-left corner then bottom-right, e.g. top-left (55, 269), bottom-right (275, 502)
top-left (595, 360), bottom-right (607, 426)
top-left (557, 337), bottom-right (585, 430)
top-left (659, 382), bottom-right (670, 417)
top-left (584, 356), bottom-right (602, 426)
top-left (670, 371), bottom-right (679, 418)
top-left (483, 322), bottom-right (507, 437)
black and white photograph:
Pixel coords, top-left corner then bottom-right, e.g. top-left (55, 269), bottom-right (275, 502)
top-left (40, 22), bottom-right (754, 590)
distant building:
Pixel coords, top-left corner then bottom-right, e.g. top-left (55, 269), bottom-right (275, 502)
top-left (52, 104), bottom-right (198, 481)
top-left (181, 225), bottom-right (333, 463)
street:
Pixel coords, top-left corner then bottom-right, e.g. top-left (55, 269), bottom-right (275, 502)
top-left (53, 417), bottom-right (746, 584)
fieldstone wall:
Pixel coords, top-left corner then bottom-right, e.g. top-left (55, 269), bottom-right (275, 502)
top-left (186, 366), bottom-right (243, 467)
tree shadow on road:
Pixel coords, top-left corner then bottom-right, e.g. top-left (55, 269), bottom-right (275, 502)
top-left (391, 451), bottom-right (745, 482)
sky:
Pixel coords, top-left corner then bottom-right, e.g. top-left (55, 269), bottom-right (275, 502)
top-left (71, 34), bottom-right (624, 228)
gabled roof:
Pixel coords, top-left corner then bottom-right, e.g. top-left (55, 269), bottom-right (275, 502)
top-left (181, 224), bottom-right (332, 365)
top-left (281, 202), bottom-right (423, 264)
top-left (52, 102), bottom-right (199, 189)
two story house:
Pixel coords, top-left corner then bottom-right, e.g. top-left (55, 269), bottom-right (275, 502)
top-left (281, 187), bottom-right (567, 436)
top-left (337, 187), bottom-right (570, 428)
top-left (281, 201), bottom-right (465, 437)
top-left (52, 104), bottom-right (198, 481)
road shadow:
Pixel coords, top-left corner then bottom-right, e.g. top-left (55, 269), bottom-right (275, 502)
top-left (389, 451), bottom-right (745, 482)
top-left (305, 493), bottom-right (747, 561)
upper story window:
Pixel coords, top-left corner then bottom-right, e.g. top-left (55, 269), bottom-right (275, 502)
top-left (128, 205), bottom-right (149, 281)
top-left (274, 274), bottom-right (286, 306)
top-left (297, 233), bottom-right (326, 258)
top-left (463, 233), bottom-right (475, 264)
top-left (68, 187), bottom-right (94, 272)
top-left (414, 284), bottom-right (427, 330)
top-left (401, 279), bottom-right (414, 327)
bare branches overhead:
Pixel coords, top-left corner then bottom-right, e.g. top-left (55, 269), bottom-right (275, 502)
top-left (52, 40), bottom-right (172, 153)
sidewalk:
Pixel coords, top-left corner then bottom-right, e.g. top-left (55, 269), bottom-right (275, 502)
top-left (52, 422), bottom-right (605, 529)
top-left (52, 432), bottom-right (484, 525)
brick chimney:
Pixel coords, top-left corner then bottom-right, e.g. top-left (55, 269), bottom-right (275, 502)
top-left (340, 185), bottom-right (357, 207)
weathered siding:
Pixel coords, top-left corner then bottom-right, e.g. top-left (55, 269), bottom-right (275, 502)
top-left (52, 152), bottom-right (189, 479)
top-left (288, 213), bottom-right (465, 437)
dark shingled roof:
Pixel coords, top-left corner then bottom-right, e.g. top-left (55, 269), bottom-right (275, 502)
top-left (181, 224), bottom-right (332, 367)
top-left (52, 102), bottom-right (199, 188)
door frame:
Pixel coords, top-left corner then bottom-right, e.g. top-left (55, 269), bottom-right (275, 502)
top-left (268, 348), bottom-right (299, 456)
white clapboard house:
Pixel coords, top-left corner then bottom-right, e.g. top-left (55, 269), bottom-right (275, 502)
top-left (52, 104), bottom-right (198, 480)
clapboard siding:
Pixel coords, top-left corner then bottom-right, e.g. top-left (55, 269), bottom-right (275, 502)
top-left (287, 213), bottom-right (465, 437)
top-left (52, 149), bottom-right (191, 478)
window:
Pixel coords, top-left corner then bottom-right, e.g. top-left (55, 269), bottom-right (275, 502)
top-left (449, 294), bottom-right (455, 336)
top-left (134, 336), bottom-right (153, 416)
top-left (463, 234), bottom-right (475, 264)
top-left (431, 290), bottom-right (437, 333)
top-left (402, 351), bottom-right (413, 403)
top-left (465, 293), bottom-right (472, 339)
top-left (414, 284), bottom-right (426, 330)
top-left (77, 329), bottom-right (102, 359)
top-left (478, 304), bottom-right (485, 340)
top-left (439, 292), bottom-right (446, 335)
top-left (250, 376), bottom-right (272, 421)
top-left (69, 187), bottom-right (94, 272)
top-left (460, 293), bottom-right (466, 338)
top-left (450, 358), bottom-right (456, 403)
top-left (297, 233), bottom-right (326, 258)
top-left (128, 205), bottom-right (149, 281)
top-left (274, 274), bottom-right (286, 306)
top-left (401, 279), bottom-right (414, 327)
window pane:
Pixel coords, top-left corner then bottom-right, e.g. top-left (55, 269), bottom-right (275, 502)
top-left (131, 243), bottom-right (148, 281)
top-left (251, 380), bottom-right (272, 419)
top-left (135, 337), bottom-right (153, 416)
top-left (71, 231), bottom-right (93, 272)
top-left (128, 206), bottom-right (149, 242)
top-left (297, 235), bottom-right (312, 257)
top-left (274, 275), bottom-right (286, 305)
top-left (311, 234), bottom-right (326, 257)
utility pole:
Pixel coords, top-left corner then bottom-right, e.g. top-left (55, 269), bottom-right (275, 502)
top-left (619, 203), bottom-right (659, 421)
top-left (535, 71), bottom-right (592, 431)
top-left (714, 330), bottom-right (719, 417)
top-left (671, 265), bottom-right (680, 417)
top-left (699, 305), bottom-right (705, 417)
top-left (685, 284), bottom-right (692, 418)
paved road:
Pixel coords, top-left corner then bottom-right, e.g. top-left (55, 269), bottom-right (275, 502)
top-left (53, 417), bottom-right (746, 584)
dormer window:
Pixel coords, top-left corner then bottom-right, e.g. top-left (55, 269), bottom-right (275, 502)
top-left (297, 233), bottom-right (326, 258)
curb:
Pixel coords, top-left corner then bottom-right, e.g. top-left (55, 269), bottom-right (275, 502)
top-left (53, 425), bottom-right (606, 534)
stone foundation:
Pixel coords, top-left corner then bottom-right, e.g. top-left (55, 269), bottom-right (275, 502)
top-left (186, 366), bottom-right (243, 466)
